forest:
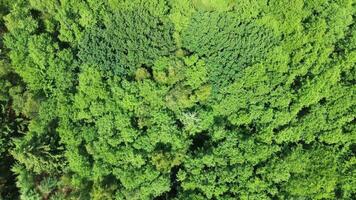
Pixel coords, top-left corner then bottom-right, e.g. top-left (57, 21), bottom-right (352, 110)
top-left (0, 0), bottom-right (355, 199)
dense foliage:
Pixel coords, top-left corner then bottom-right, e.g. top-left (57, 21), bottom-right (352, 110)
top-left (0, 0), bottom-right (355, 199)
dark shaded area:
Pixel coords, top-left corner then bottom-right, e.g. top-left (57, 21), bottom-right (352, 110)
top-left (291, 75), bottom-right (303, 92)
top-left (291, 72), bottom-right (315, 92)
top-left (102, 174), bottom-right (119, 186)
top-left (0, 155), bottom-right (19, 199)
top-left (0, 103), bottom-right (26, 200)
top-left (334, 184), bottom-right (343, 199)
top-left (300, 141), bottom-right (313, 150)
top-left (340, 70), bottom-right (356, 86)
top-left (350, 143), bottom-right (356, 155)
top-left (141, 64), bottom-right (154, 77)
top-left (31, 8), bottom-right (73, 50)
top-left (189, 132), bottom-right (212, 155)
top-left (130, 117), bottom-right (139, 129)
top-left (239, 124), bottom-right (257, 138)
top-left (155, 142), bottom-right (172, 152)
top-left (154, 165), bottom-right (181, 200)
top-left (0, 2), bottom-right (22, 197)
top-left (296, 106), bottom-right (310, 120)
top-left (175, 119), bottom-right (184, 130)
top-left (319, 97), bottom-right (327, 105)
top-left (214, 116), bottom-right (239, 131)
top-left (78, 141), bottom-right (94, 167)
top-left (29, 9), bottom-right (47, 34)
top-left (273, 124), bottom-right (289, 133)
top-left (29, 9), bottom-right (42, 19)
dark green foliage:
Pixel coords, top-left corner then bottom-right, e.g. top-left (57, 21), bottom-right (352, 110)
top-left (78, 8), bottom-right (176, 77)
top-left (11, 125), bottom-right (65, 174)
top-left (0, 1), bottom-right (28, 199)
top-left (0, 0), bottom-right (355, 199)
top-left (182, 11), bottom-right (278, 89)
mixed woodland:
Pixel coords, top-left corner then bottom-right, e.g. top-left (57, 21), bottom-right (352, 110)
top-left (0, 0), bottom-right (355, 199)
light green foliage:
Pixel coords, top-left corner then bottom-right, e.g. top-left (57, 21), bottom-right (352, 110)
top-left (193, 0), bottom-right (234, 12)
top-left (169, 0), bottom-right (195, 47)
top-left (0, 0), bottom-right (355, 199)
top-left (62, 53), bottom-right (212, 199)
top-left (11, 165), bottom-right (39, 200)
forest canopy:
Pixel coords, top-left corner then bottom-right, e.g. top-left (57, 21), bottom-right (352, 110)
top-left (0, 0), bottom-right (355, 199)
